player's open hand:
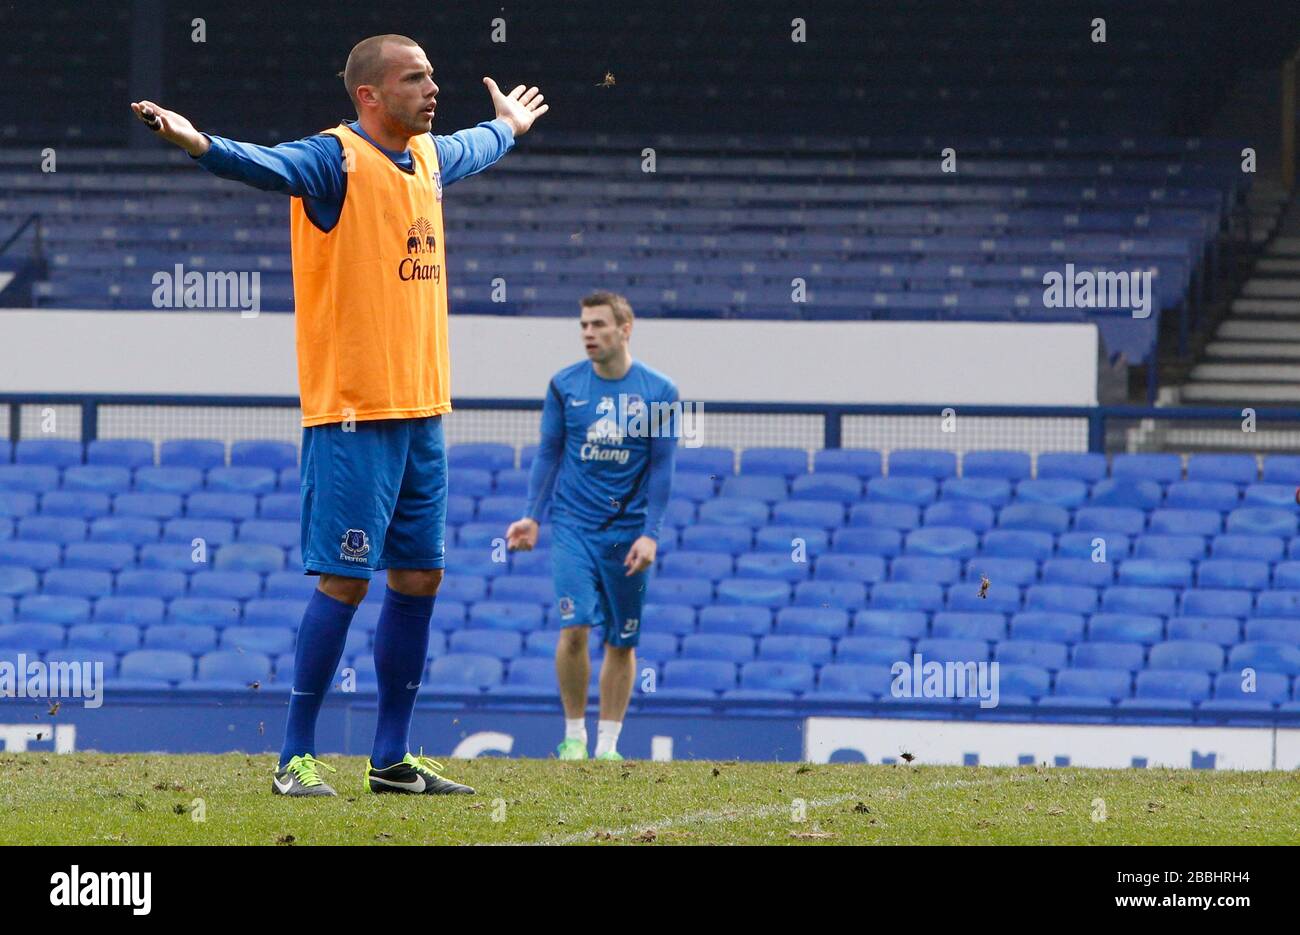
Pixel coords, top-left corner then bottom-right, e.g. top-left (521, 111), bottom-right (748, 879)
top-left (623, 536), bottom-right (657, 577)
top-left (506, 517), bottom-right (539, 551)
top-left (130, 101), bottom-right (210, 158)
top-left (483, 78), bottom-right (548, 137)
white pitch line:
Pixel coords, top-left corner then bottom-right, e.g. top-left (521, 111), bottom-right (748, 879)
top-left (524, 773), bottom-right (1008, 846)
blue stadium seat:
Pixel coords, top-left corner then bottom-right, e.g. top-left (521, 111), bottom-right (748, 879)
top-left (0, 539), bottom-right (61, 571)
top-left (816, 663), bottom-right (893, 697)
top-left (186, 493), bottom-right (258, 522)
top-left (996, 639), bottom-right (1068, 669)
top-left (923, 501), bottom-right (995, 532)
top-left (196, 649), bottom-right (271, 684)
top-left (476, 496), bottom-right (528, 523)
top-left (1243, 484), bottom-right (1295, 508)
top-left (1245, 617), bottom-right (1300, 643)
top-left (681, 633), bottom-right (755, 663)
top-left (698, 498), bottom-right (769, 527)
top-left (866, 476), bottom-right (937, 505)
top-left (905, 526), bottom-right (978, 558)
top-left (869, 582), bottom-right (943, 612)
top-left (814, 553), bottom-right (886, 584)
top-left (1180, 588), bottom-right (1251, 618)
top-left (1206, 533), bottom-right (1279, 564)
top-left (1054, 668), bottom-right (1132, 700)
top-left (813, 449), bottom-right (882, 478)
top-left (773, 607), bottom-right (849, 638)
top-left (0, 465), bottom-right (60, 494)
top-left (189, 571), bottom-right (261, 601)
top-left (889, 450), bottom-right (956, 480)
top-left (1228, 641), bottom-right (1300, 676)
top-left (652, 578), bottom-right (714, 607)
top-left (637, 632), bottom-right (679, 662)
top-left (1148, 509), bottom-right (1221, 537)
top-left (428, 653), bottom-right (504, 691)
top-left (1112, 453), bottom-right (1182, 483)
top-left (15, 440), bottom-right (82, 468)
top-left (167, 598), bottom-right (242, 628)
top-left (847, 502), bottom-right (920, 529)
top-left (1088, 480), bottom-right (1161, 511)
top-left (0, 622), bottom-right (65, 652)
top-left (468, 601), bottom-right (545, 632)
top-left (665, 499), bottom-right (697, 528)
top-left (759, 634), bottom-right (832, 665)
top-left (1024, 584), bottom-right (1097, 615)
top-left (18, 595), bottom-right (89, 625)
top-left (92, 596), bottom-right (165, 626)
top-left (63, 542), bottom-right (136, 572)
top-left (962, 557), bottom-right (1036, 588)
top-left (214, 543), bottom-right (284, 574)
top-left (1195, 559), bottom-right (1268, 589)
top-left (675, 447), bottom-right (734, 476)
top-left (754, 525), bottom-right (830, 556)
top-left (62, 466), bottom-right (131, 495)
top-left (20, 516), bottom-right (87, 543)
top-left (1226, 507), bottom-right (1295, 537)
top-left (134, 466), bottom-right (204, 495)
top-left (1132, 534), bottom-right (1204, 562)
top-left (1102, 586), bottom-right (1177, 617)
top-left (1253, 591), bottom-right (1300, 617)
top-left (1013, 479), bottom-right (1088, 508)
top-left (1088, 612), bottom-right (1164, 644)
top-left (961, 451), bottom-right (1032, 481)
top-left (661, 550), bottom-right (733, 580)
top-left (451, 468), bottom-right (493, 499)
top-left (981, 529), bottom-right (1054, 559)
top-left (145, 624), bottom-right (218, 655)
top-left (139, 543), bottom-right (205, 572)
top-left (206, 467), bottom-right (277, 495)
top-left (1072, 641), bottom-right (1145, 671)
top-left (739, 661), bottom-right (814, 694)
top-left (1164, 481), bottom-right (1239, 512)
top-left (720, 476), bottom-right (789, 502)
top-left (42, 492), bottom-right (110, 523)
top-left (449, 444), bottom-right (514, 473)
top-left (222, 626), bottom-right (295, 656)
top-left (43, 568), bottom-right (112, 599)
top-left (1009, 611), bottom-right (1085, 643)
top-left (696, 605), bottom-right (769, 637)
top-left (505, 657), bottom-right (560, 690)
top-left (852, 609), bottom-right (927, 640)
top-left (791, 473), bottom-right (862, 502)
top-left (1036, 453), bottom-right (1107, 482)
top-left (832, 527), bottom-right (901, 556)
top-left (1167, 615), bottom-right (1240, 645)
top-left (1041, 558), bottom-right (1113, 587)
top-left (489, 576), bottom-right (552, 604)
top-left (1148, 640), bottom-right (1222, 672)
top-left (0, 492), bottom-right (37, 521)
top-left (662, 659), bottom-right (736, 693)
top-left (160, 440), bottom-right (225, 471)
top-left (1074, 506), bottom-right (1145, 537)
top-left (915, 637), bottom-right (988, 663)
top-left (1212, 671), bottom-right (1289, 703)
top-left (1134, 670), bottom-right (1210, 702)
top-left (1117, 559), bottom-right (1193, 588)
top-left (998, 665), bottom-right (1051, 697)
top-left (231, 441), bottom-right (297, 471)
top-left (931, 612), bottom-right (1005, 641)
top-left (740, 448), bottom-right (808, 478)
top-left (119, 649), bottom-right (194, 684)
top-left (1261, 455), bottom-right (1300, 484)
top-left (890, 555), bottom-right (961, 584)
top-left (1272, 562), bottom-right (1300, 589)
top-left (735, 552), bottom-right (809, 582)
top-left (939, 478), bottom-right (1012, 508)
top-left (1186, 454), bottom-right (1257, 484)
top-left (672, 473), bottom-right (716, 503)
top-left (449, 629), bottom-right (523, 659)
top-left (771, 501), bottom-right (845, 528)
top-left (716, 578), bottom-right (790, 608)
top-left (115, 570), bottom-right (187, 600)
top-left (509, 548), bottom-right (551, 577)
top-left (237, 519), bottom-right (298, 548)
top-left (436, 575), bottom-right (487, 603)
top-left (86, 439), bottom-right (154, 469)
top-left (998, 503), bottom-right (1069, 533)
top-left (259, 494), bottom-right (300, 521)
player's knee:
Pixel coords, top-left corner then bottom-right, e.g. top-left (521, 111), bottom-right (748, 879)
top-left (319, 574), bottom-right (368, 605)
top-left (605, 644), bottom-right (635, 660)
top-left (387, 568), bottom-right (443, 597)
top-left (557, 626), bottom-right (589, 654)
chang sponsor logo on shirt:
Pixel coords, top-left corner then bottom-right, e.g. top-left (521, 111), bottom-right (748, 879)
top-left (578, 393), bottom-right (705, 461)
top-left (398, 216), bottom-right (442, 283)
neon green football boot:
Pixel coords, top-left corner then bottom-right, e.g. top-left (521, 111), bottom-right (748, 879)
top-left (556, 738), bottom-right (589, 760)
top-left (595, 750), bottom-right (624, 762)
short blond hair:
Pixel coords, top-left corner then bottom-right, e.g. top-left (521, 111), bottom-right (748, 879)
top-left (580, 291), bottom-right (634, 327)
top-left (339, 34), bottom-right (420, 111)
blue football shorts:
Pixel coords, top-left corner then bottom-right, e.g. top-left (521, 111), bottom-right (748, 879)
top-left (299, 416), bottom-right (447, 579)
top-left (550, 521), bottom-right (648, 647)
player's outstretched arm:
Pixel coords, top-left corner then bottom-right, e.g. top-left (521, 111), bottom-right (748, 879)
top-left (130, 100), bottom-right (210, 157)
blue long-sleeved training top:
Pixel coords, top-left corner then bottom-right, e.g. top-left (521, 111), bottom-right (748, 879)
top-left (526, 360), bottom-right (678, 541)
top-left (191, 118), bottom-right (514, 228)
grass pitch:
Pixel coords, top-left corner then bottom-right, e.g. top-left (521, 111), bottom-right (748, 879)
top-left (1, 753), bottom-right (1298, 845)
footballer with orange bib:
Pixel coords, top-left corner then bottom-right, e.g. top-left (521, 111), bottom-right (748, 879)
top-left (131, 34), bottom-right (547, 797)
